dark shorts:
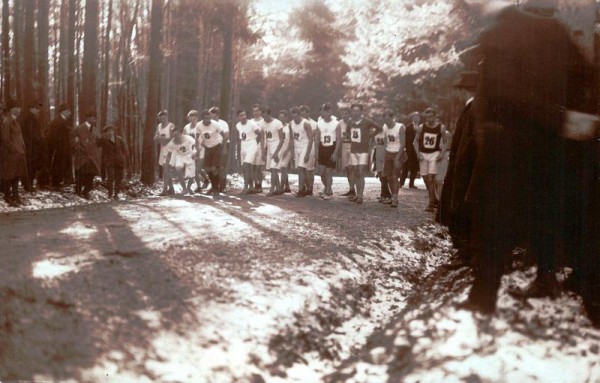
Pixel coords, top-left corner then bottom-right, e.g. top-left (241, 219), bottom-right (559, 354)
top-left (204, 144), bottom-right (222, 169)
top-left (318, 143), bottom-right (337, 169)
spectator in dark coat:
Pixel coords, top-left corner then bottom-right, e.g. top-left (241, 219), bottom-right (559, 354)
top-left (437, 71), bottom-right (478, 267)
top-left (20, 101), bottom-right (44, 191)
top-left (400, 112), bottom-right (420, 188)
top-left (464, 3), bottom-right (599, 326)
top-left (47, 103), bottom-right (72, 188)
top-left (1, 100), bottom-right (27, 206)
top-left (97, 125), bottom-right (130, 199)
top-left (70, 112), bottom-right (101, 199)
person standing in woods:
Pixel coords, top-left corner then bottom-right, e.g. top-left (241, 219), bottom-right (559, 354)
top-left (261, 107), bottom-right (285, 196)
top-left (338, 108), bottom-right (355, 198)
top-left (300, 105), bottom-right (318, 196)
top-left (315, 103), bottom-right (340, 200)
top-left (210, 107), bottom-right (231, 193)
top-left (97, 125), bottom-right (130, 200)
top-left (47, 103), bottom-right (72, 189)
top-left (183, 110), bottom-right (209, 193)
top-left (70, 112), bottom-right (101, 199)
top-left (155, 110), bottom-right (175, 196)
top-left (1, 100), bottom-right (27, 206)
top-left (290, 106), bottom-right (315, 197)
top-left (251, 104), bottom-right (266, 193)
top-left (236, 110), bottom-right (262, 194)
top-left (277, 110), bottom-right (293, 193)
top-left (20, 101), bottom-right (44, 192)
top-left (400, 112), bottom-right (420, 189)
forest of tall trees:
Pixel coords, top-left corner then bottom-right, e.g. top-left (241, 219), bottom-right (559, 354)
top-left (0, 0), bottom-right (597, 184)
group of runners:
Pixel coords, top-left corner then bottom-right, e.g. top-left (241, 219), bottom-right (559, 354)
top-left (155, 103), bottom-right (449, 210)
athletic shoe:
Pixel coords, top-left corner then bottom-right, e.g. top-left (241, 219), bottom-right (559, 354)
top-left (305, 189), bottom-right (313, 196)
top-left (355, 197), bottom-right (363, 204)
top-left (266, 191), bottom-right (276, 196)
top-left (274, 190), bottom-right (285, 196)
top-left (377, 196), bottom-right (383, 202)
top-left (295, 191), bottom-right (307, 198)
top-left (390, 200), bottom-right (398, 207)
top-left (341, 190), bottom-right (355, 197)
top-left (323, 194), bottom-right (331, 200)
top-left (348, 195), bottom-right (358, 202)
top-left (283, 187), bottom-right (292, 194)
top-left (382, 198), bottom-right (392, 204)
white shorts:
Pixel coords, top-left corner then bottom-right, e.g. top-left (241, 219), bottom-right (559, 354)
top-left (255, 143), bottom-right (265, 166)
top-left (294, 145), bottom-right (315, 171)
top-left (349, 152), bottom-right (369, 167)
top-left (240, 141), bottom-right (259, 165)
top-left (171, 155), bottom-right (196, 178)
top-left (341, 143), bottom-right (351, 169)
top-left (419, 151), bottom-right (440, 176)
top-left (266, 142), bottom-right (281, 170)
top-left (159, 147), bottom-right (169, 166)
top-left (278, 149), bottom-right (292, 169)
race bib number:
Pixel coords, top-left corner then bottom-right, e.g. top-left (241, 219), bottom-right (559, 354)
top-left (351, 128), bottom-right (361, 143)
top-left (342, 131), bottom-right (349, 141)
top-left (423, 132), bottom-right (438, 149)
top-left (241, 132), bottom-right (247, 141)
top-left (387, 135), bottom-right (396, 142)
top-left (204, 133), bottom-right (211, 139)
top-left (294, 132), bottom-right (300, 140)
top-left (266, 131), bottom-right (273, 139)
top-left (323, 135), bottom-right (332, 144)
top-left (376, 137), bottom-right (385, 146)
top-left (180, 146), bottom-right (187, 153)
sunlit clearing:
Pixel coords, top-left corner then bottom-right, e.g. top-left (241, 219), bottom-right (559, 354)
top-left (32, 259), bottom-right (78, 279)
top-left (59, 221), bottom-right (98, 239)
top-left (252, 203), bottom-right (286, 216)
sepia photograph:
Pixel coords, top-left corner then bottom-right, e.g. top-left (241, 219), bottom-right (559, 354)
top-left (0, 0), bottom-right (599, 381)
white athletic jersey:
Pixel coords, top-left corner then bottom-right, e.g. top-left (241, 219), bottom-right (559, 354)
top-left (383, 122), bottom-right (405, 153)
top-left (317, 118), bottom-right (338, 147)
top-left (263, 118), bottom-right (284, 144)
top-left (253, 117), bottom-right (265, 131)
top-left (214, 119), bottom-right (229, 134)
top-left (156, 122), bottom-right (174, 144)
top-left (165, 135), bottom-right (196, 159)
top-left (339, 120), bottom-right (351, 143)
top-left (374, 130), bottom-right (386, 147)
top-left (183, 122), bottom-right (200, 140)
top-left (197, 121), bottom-right (223, 148)
top-left (237, 120), bottom-right (260, 144)
top-left (291, 118), bottom-right (311, 148)
top-left (281, 123), bottom-right (292, 150)
top-left (306, 118), bottom-right (318, 132)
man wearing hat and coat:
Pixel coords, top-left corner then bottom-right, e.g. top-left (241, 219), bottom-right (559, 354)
top-left (70, 112), bottom-right (101, 199)
top-left (1, 100), bottom-right (27, 206)
top-left (47, 103), bottom-right (72, 188)
top-left (21, 101), bottom-right (44, 191)
top-left (97, 125), bottom-right (129, 199)
top-left (437, 71), bottom-right (478, 266)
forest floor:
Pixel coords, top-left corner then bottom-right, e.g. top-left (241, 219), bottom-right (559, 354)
top-left (0, 175), bottom-right (599, 382)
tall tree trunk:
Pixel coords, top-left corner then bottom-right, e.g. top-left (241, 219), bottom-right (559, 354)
top-left (80, 0), bottom-right (99, 117)
top-left (22, 0), bottom-right (35, 105)
top-left (57, 0), bottom-right (68, 106)
top-left (101, 0), bottom-right (113, 128)
top-left (13, 0), bottom-right (23, 103)
top-left (219, 18), bottom-right (233, 126)
top-left (37, 0), bottom-right (49, 124)
top-left (67, 0), bottom-right (76, 115)
top-left (2, 0), bottom-right (10, 100)
top-left (142, 0), bottom-right (163, 185)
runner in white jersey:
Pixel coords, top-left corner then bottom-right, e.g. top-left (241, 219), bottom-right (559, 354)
top-left (373, 127), bottom-right (391, 204)
top-left (164, 125), bottom-right (196, 195)
top-left (183, 110), bottom-right (209, 194)
top-left (300, 105), bottom-right (317, 195)
top-left (251, 104), bottom-right (266, 192)
top-left (210, 106), bottom-right (230, 192)
top-left (197, 110), bottom-right (225, 195)
top-left (382, 110), bottom-right (406, 207)
top-left (260, 108), bottom-right (285, 196)
top-left (290, 106), bottom-right (314, 197)
top-left (153, 110), bottom-right (175, 196)
top-left (236, 110), bottom-right (262, 194)
top-left (315, 103), bottom-right (340, 200)
top-left (277, 110), bottom-right (293, 193)
top-left (337, 108), bottom-right (355, 197)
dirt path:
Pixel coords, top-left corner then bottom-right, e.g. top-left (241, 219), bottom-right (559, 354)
top-left (0, 177), bottom-right (449, 382)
